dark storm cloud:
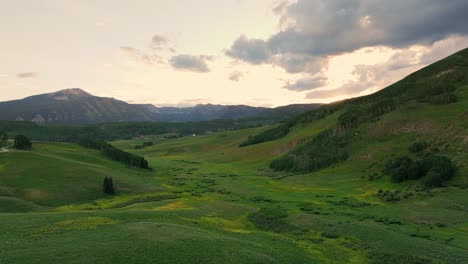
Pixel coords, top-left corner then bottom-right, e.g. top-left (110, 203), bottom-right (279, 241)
top-left (169, 54), bottom-right (210, 73)
top-left (227, 0), bottom-right (468, 72)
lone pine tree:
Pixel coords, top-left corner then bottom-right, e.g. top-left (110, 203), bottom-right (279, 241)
top-left (103, 177), bottom-right (115, 195)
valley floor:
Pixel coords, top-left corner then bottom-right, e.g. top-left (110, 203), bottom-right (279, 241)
top-left (0, 122), bottom-right (467, 263)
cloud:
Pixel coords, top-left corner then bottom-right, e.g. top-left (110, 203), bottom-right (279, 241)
top-left (226, 36), bottom-right (271, 64)
top-left (16, 72), bottom-right (38, 78)
top-left (227, 0), bottom-right (468, 72)
top-left (284, 76), bottom-right (328, 91)
top-left (229, 71), bottom-right (244, 82)
top-left (306, 35), bottom-right (468, 100)
top-left (119, 46), bottom-right (165, 65)
top-left (150, 34), bottom-right (168, 50)
top-left (120, 46), bottom-right (139, 53)
top-left (169, 54), bottom-right (211, 73)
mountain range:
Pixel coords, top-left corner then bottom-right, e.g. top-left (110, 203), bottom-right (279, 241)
top-left (0, 88), bottom-right (320, 124)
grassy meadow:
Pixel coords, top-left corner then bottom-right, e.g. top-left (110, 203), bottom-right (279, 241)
top-left (0, 91), bottom-right (467, 263)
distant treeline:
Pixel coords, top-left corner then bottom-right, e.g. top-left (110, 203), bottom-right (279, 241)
top-left (0, 119), bottom-right (265, 143)
top-left (79, 138), bottom-right (150, 170)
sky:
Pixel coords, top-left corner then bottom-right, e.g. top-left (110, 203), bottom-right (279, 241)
top-left (1, 0), bottom-right (468, 107)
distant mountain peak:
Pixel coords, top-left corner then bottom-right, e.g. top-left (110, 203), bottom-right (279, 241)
top-left (54, 88), bottom-right (91, 96)
top-left (47, 88), bottom-right (92, 101)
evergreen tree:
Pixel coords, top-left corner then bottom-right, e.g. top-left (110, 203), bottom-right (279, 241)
top-left (0, 131), bottom-right (7, 146)
top-left (108, 177), bottom-right (115, 194)
top-left (103, 177), bottom-right (115, 195)
top-left (13, 135), bottom-right (32, 150)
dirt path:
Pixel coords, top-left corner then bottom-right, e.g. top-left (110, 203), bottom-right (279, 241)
top-left (0, 147), bottom-right (9, 153)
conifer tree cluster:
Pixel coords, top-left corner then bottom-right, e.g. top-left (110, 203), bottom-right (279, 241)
top-left (13, 135), bottom-right (32, 150)
top-left (0, 131), bottom-right (7, 147)
top-left (80, 138), bottom-right (150, 170)
top-left (103, 177), bottom-right (115, 195)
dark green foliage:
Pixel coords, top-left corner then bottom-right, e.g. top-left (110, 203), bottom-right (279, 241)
top-left (321, 231), bottom-right (339, 239)
top-left (408, 141), bottom-right (429, 153)
top-left (377, 190), bottom-right (401, 202)
top-left (337, 99), bottom-right (396, 131)
top-left (0, 130), bottom-right (7, 146)
top-left (240, 124), bottom-right (289, 147)
top-left (248, 207), bottom-right (295, 233)
top-left (383, 154), bottom-right (455, 187)
top-left (103, 177), bottom-right (115, 195)
top-left (240, 104), bottom-right (341, 147)
top-left (134, 141), bottom-right (154, 149)
top-left (270, 129), bottom-right (349, 172)
top-left (13, 135), bottom-right (32, 150)
top-left (368, 251), bottom-right (432, 264)
top-left (425, 93), bottom-right (457, 104)
top-left (80, 139), bottom-right (150, 170)
top-left (422, 156), bottom-right (456, 187)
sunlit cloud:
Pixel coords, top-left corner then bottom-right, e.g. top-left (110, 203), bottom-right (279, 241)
top-left (16, 72), bottom-right (38, 78)
top-left (169, 54), bottom-right (211, 73)
top-left (228, 71), bottom-right (244, 82)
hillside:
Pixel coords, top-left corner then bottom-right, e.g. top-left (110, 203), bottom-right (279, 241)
top-left (241, 47), bottom-right (468, 174)
top-left (0, 49), bottom-right (467, 263)
top-left (0, 89), bottom-right (320, 124)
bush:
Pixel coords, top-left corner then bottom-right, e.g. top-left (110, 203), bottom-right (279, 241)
top-left (368, 250), bottom-right (433, 264)
top-left (248, 207), bottom-right (295, 233)
top-left (13, 135), bottom-right (32, 150)
top-left (408, 141), bottom-right (429, 153)
top-left (422, 156), bottom-right (455, 187)
top-left (383, 154), bottom-right (455, 187)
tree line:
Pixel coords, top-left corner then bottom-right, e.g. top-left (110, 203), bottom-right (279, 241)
top-left (79, 138), bottom-right (150, 170)
top-left (0, 131), bottom-right (32, 150)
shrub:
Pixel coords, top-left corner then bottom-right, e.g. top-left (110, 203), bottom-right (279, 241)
top-left (248, 207), bottom-right (295, 233)
top-left (408, 141), bottom-right (429, 153)
top-left (321, 231), bottom-right (340, 239)
top-left (368, 250), bottom-right (433, 264)
top-left (383, 154), bottom-right (455, 187)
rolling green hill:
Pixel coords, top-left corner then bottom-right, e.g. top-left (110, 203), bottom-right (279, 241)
top-left (0, 48), bottom-right (467, 263)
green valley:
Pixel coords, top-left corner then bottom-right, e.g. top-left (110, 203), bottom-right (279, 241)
top-left (0, 49), bottom-right (467, 264)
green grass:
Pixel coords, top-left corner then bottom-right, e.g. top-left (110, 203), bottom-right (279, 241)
top-left (1, 110), bottom-right (466, 263)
